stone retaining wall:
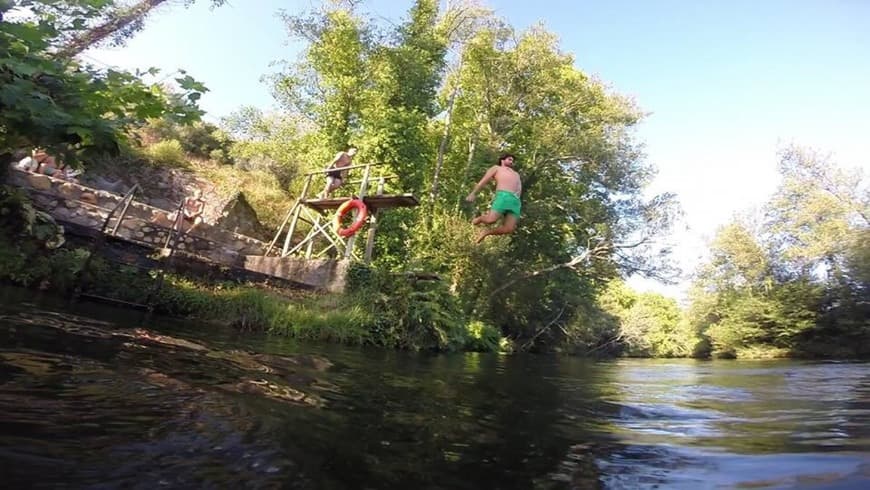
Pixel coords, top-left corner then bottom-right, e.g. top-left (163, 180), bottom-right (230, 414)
top-left (7, 169), bottom-right (267, 260)
top-left (5, 168), bottom-right (348, 292)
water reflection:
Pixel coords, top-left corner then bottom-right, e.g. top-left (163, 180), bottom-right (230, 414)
top-left (0, 287), bottom-right (868, 489)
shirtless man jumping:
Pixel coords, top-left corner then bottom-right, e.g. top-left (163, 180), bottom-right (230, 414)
top-left (466, 153), bottom-right (522, 243)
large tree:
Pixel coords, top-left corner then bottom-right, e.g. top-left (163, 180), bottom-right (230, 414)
top-left (406, 21), bottom-right (679, 349)
top-left (256, 0), bottom-right (680, 351)
top-left (687, 146), bottom-right (868, 358)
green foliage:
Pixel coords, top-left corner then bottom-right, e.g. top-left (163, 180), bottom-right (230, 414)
top-left (222, 108), bottom-right (309, 190)
top-left (0, 0), bottom-right (207, 162)
top-left (0, 185), bottom-right (65, 248)
top-left (688, 221), bottom-right (826, 358)
top-left (358, 0), bottom-right (447, 194)
top-left (0, 188), bottom-right (87, 289)
top-left (594, 280), bottom-right (696, 357)
top-left (141, 118), bottom-right (234, 164)
top-left (0, 246), bottom-right (60, 288)
top-left (464, 320), bottom-right (502, 352)
top-left (145, 139), bottom-right (187, 167)
top-left (347, 264), bottom-right (468, 351)
top-left (687, 146), bottom-right (868, 358)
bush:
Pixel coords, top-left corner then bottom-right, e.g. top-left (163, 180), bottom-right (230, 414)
top-left (348, 266), bottom-right (468, 351)
top-left (464, 320), bottom-right (503, 352)
top-left (141, 118), bottom-right (234, 164)
top-left (207, 165), bottom-right (294, 231)
top-left (146, 139), bottom-right (187, 167)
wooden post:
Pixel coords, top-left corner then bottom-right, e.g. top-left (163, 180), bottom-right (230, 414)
top-left (266, 201), bottom-right (297, 256)
top-left (283, 174), bottom-right (313, 256)
top-left (344, 164), bottom-right (371, 260)
top-left (364, 178), bottom-right (385, 263)
top-left (304, 214), bottom-right (320, 259)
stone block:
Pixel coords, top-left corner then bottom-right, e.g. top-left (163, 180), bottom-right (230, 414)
top-left (27, 174), bottom-right (52, 190)
top-left (80, 192), bottom-right (98, 205)
top-left (243, 256), bottom-right (348, 292)
top-left (57, 183), bottom-right (81, 200)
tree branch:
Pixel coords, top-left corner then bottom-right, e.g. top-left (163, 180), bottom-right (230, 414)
top-left (520, 304), bottom-right (567, 351)
top-left (55, 0), bottom-right (171, 59)
top-left (489, 241), bottom-right (611, 298)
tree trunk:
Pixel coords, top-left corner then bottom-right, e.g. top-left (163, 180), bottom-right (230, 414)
top-left (429, 86), bottom-right (458, 206)
top-left (456, 130), bottom-right (477, 211)
top-left (56, 0), bottom-right (171, 59)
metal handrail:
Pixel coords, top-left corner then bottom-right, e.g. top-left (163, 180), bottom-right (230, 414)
top-left (110, 186), bottom-right (140, 236)
top-left (73, 183), bottom-right (142, 305)
top-left (163, 199), bottom-right (187, 249)
top-left (98, 183), bottom-right (141, 236)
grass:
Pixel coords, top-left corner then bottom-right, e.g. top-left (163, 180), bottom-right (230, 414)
top-left (733, 345), bottom-right (792, 359)
top-left (2, 143), bottom-right (505, 352)
top-left (204, 163), bottom-right (294, 231)
top-left (144, 139), bottom-right (188, 168)
top-left (176, 283), bottom-right (373, 344)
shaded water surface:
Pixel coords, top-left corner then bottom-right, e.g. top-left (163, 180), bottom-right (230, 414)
top-left (0, 288), bottom-right (868, 489)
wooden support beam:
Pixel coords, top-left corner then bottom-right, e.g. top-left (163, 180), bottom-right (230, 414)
top-left (343, 175), bottom-right (398, 186)
top-left (282, 174), bottom-right (313, 256)
top-left (304, 214), bottom-right (320, 259)
top-left (266, 200), bottom-right (298, 256)
top-left (302, 162), bottom-right (383, 177)
top-left (344, 164), bottom-right (371, 260)
top-left (364, 178), bottom-right (385, 263)
top-left (285, 208), bottom-right (345, 257)
top-left (303, 194), bottom-right (419, 212)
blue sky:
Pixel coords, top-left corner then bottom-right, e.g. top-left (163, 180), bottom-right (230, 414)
top-left (87, 0), bottom-right (870, 299)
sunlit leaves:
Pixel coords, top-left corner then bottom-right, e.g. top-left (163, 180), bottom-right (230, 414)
top-left (0, 0), bottom-right (208, 163)
top-left (688, 146), bottom-right (868, 357)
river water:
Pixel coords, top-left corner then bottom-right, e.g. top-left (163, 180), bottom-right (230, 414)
top-left (0, 287), bottom-right (868, 489)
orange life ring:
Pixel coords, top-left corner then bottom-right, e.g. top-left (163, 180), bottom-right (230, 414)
top-left (334, 198), bottom-right (368, 237)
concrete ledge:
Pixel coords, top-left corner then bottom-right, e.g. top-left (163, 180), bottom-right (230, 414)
top-left (243, 256), bottom-right (348, 293)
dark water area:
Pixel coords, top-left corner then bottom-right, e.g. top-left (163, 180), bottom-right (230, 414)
top-left (0, 286), bottom-right (868, 489)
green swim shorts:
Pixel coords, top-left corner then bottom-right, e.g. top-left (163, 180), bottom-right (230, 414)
top-left (491, 190), bottom-right (521, 217)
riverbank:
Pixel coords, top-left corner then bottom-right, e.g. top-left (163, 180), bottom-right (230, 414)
top-left (0, 215), bottom-right (503, 353)
top-left (1, 173), bottom-right (864, 360)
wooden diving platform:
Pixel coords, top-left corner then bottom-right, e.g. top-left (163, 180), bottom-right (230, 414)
top-left (268, 162), bottom-right (421, 262)
top-left (304, 193), bottom-right (419, 213)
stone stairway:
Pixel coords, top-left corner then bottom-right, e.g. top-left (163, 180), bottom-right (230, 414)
top-left (6, 168), bottom-right (349, 292)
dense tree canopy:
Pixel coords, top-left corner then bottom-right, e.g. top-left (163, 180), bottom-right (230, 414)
top-left (688, 146), bottom-right (868, 358)
top-left (256, 0), bottom-right (682, 351)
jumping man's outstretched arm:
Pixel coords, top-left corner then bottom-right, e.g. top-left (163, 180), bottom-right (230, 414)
top-left (466, 166), bottom-right (499, 202)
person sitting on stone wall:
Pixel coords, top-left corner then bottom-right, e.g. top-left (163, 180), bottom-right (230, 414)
top-left (13, 148), bottom-right (83, 182)
top-left (14, 148), bottom-right (50, 172)
top-left (180, 188), bottom-right (205, 233)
